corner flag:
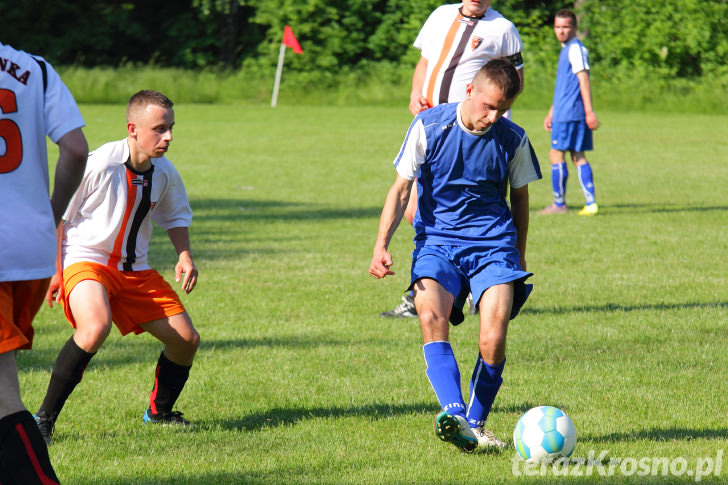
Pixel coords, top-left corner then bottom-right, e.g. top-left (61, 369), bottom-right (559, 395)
top-left (272, 25), bottom-right (303, 107)
top-left (282, 25), bottom-right (303, 55)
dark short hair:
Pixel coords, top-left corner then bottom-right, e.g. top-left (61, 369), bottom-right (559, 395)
top-left (127, 90), bottom-right (173, 120)
top-left (555, 8), bottom-right (577, 26)
top-left (472, 59), bottom-right (521, 100)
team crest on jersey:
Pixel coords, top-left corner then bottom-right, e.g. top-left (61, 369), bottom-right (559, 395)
top-left (471, 37), bottom-right (483, 50)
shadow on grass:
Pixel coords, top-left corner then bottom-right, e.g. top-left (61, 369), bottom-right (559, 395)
top-left (190, 198), bottom-right (381, 223)
top-left (586, 426), bottom-right (728, 443)
top-left (146, 197), bottom-right (382, 263)
top-left (211, 401), bottom-right (540, 432)
top-left (606, 203), bottom-right (728, 215)
top-left (213, 402), bottom-right (438, 432)
top-left (198, 334), bottom-right (372, 352)
top-left (68, 469), bottom-right (358, 485)
top-left (523, 301), bottom-right (728, 317)
top-left (541, 203), bottom-right (728, 216)
top-left (18, 339), bottom-right (164, 371)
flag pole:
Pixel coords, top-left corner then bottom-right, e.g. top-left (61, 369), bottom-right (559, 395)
top-left (271, 43), bottom-right (286, 108)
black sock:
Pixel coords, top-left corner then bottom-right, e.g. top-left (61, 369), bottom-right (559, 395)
top-left (37, 336), bottom-right (95, 421)
top-left (149, 352), bottom-right (191, 416)
top-left (0, 410), bottom-right (59, 484)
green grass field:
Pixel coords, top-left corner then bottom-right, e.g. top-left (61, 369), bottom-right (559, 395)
top-left (20, 104), bottom-right (728, 483)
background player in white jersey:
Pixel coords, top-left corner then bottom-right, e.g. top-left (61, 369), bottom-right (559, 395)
top-left (34, 90), bottom-right (200, 445)
top-left (409, 0), bottom-right (523, 116)
top-left (0, 40), bottom-right (88, 484)
top-left (381, 0), bottom-right (524, 318)
top-left (370, 60), bottom-right (541, 451)
top-left (539, 8), bottom-right (600, 216)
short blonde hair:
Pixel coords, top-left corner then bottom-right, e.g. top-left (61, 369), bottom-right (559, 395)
top-left (127, 90), bottom-right (173, 121)
top-left (472, 59), bottom-right (521, 99)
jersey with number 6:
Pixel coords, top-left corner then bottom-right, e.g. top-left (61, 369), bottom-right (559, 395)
top-left (0, 42), bottom-right (85, 282)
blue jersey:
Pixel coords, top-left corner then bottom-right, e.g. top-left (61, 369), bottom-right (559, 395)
top-left (394, 103), bottom-right (541, 247)
top-left (552, 38), bottom-right (590, 122)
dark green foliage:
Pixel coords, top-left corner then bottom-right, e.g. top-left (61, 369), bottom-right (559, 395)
top-left (2, 0), bottom-right (727, 86)
top-left (0, 0), bottom-right (265, 68)
top-left (580, 0), bottom-right (728, 79)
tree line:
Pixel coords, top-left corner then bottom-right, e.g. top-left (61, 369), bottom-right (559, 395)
top-left (2, 0), bottom-right (726, 81)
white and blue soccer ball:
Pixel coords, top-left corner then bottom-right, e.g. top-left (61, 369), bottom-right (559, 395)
top-left (513, 406), bottom-right (576, 463)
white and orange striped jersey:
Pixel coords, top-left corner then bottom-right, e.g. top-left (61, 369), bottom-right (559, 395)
top-left (62, 139), bottom-right (192, 272)
top-left (0, 42), bottom-right (85, 282)
top-left (415, 4), bottom-right (523, 107)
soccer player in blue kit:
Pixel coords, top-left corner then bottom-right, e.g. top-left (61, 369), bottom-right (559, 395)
top-left (539, 8), bottom-right (600, 216)
top-left (369, 59), bottom-right (541, 452)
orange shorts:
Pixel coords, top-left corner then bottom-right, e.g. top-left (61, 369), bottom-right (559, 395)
top-left (0, 278), bottom-right (50, 353)
top-left (62, 262), bottom-right (186, 336)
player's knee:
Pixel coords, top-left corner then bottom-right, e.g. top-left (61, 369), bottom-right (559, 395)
top-left (417, 306), bottom-right (448, 329)
top-left (478, 343), bottom-right (505, 365)
top-left (572, 152), bottom-right (587, 164)
top-left (173, 325), bottom-right (200, 358)
top-left (186, 328), bottom-right (200, 353)
top-left (75, 320), bottom-right (112, 350)
top-left (478, 330), bottom-right (507, 362)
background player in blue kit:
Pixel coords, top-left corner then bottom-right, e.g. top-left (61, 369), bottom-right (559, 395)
top-left (369, 59), bottom-right (541, 452)
top-left (539, 8), bottom-right (600, 216)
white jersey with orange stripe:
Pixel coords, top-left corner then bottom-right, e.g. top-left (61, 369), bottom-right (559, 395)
top-left (414, 4), bottom-right (523, 107)
top-left (0, 42), bottom-right (85, 282)
top-left (62, 139), bottom-right (192, 272)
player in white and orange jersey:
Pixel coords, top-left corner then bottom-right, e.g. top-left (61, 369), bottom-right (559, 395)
top-left (34, 90), bottom-right (200, 445)
top-left (0, 40), bottom-right (88, 484)
top-left (409, 1), bottom-right (523, 116)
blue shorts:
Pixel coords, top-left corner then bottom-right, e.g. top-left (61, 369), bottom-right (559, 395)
top-left (551, 120), bottom-right (593, 152)
top-left (408, 245), bottom-right (533, 325)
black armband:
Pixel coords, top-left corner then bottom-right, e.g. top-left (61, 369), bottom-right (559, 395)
top-left (504, 52), bottom-right (523, 67)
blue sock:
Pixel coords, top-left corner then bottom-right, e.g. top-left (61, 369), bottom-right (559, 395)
top-left (423, 341), bottom-right (466, 417)
top-left (577, 162), bottom-right (596, 205)
top-left (551, 162), bottom-right (568, 206)
top-left (465, 356), bottom-right (505, 428)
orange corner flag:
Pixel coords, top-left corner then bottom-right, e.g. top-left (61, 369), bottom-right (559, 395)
top-left (282, 25), bottom-right (303, 54)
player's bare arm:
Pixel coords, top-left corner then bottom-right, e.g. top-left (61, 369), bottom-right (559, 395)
top-left (409, 56), bottom-right (430, 116)
top-left (509, 184), bottom-right (530, 271)
top-left (544, 105), bottom-right (554, 131)
top-left (44, 223), bottom-right (65, 307)
top-left (369, 175), bottom-right (414, 279)
top-left (516, 66), bottom-right (524, 95)
top-left (51, 128), bottom-right (88, 226)
top-left (576, 70), bottom-right (599, 130)
top-left (168, 226), bottom-right (197, 294)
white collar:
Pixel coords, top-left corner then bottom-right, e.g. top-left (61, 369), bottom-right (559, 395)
top-left (456, 102), bottom-right (491, 136)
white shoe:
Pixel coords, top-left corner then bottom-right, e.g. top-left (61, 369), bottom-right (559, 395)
top-left (465, 293), bottom-right (478, 315)
top-left (379, 294), bottom-right (417, 318)
top-left (472, 426), bottom-right (507, 449)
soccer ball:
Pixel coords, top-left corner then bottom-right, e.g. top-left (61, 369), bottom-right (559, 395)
top-left (513, 406), bottom-right (576, 463)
